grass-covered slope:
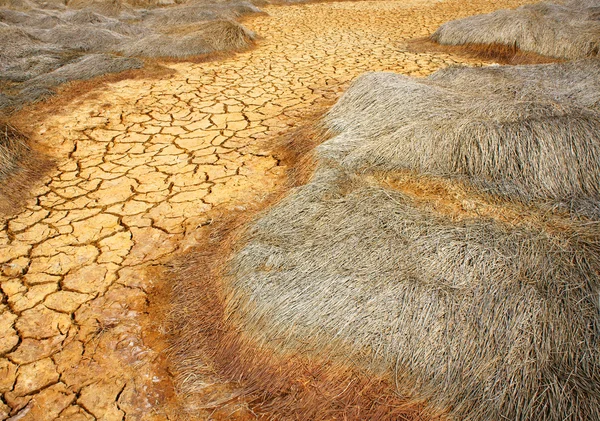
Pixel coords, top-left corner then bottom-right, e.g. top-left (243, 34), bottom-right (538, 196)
top-left (324, 60), bottom-right (600, 212)
top-left (0, 0), bottom-right (261, 111)
top-left (169, 60), bottom-right (600, 421)
top-left (431, 0), bottom-right (600, 60)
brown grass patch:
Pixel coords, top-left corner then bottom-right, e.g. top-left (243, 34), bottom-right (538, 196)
top-left (158, 42), bottom-right (258, 64)
top-left (0, 121), bottom-right (53, 216)
top-left (375, 171), bottom-right (580, 237)
top-left (407, 37), bottom-right (562, 65)
top-left (151, 114), bottom-right (442, 420)
top-left (160, 207), bottom-right (441, 421)
top-left (272, 105), bottom-right (334, 188)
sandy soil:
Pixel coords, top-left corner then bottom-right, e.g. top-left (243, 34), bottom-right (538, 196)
top-left (0, 0), bottom-right (533, 419)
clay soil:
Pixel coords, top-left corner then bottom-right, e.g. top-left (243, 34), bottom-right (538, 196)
top-left (0, 0), bottom-right (533, 419)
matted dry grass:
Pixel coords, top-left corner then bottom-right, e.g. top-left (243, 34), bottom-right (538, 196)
top-left (407, 37), bottom-right (561, 65)
top-left (323, 59), bottom-right (600, 214)
top-left (164, 60), bottom-right (600, 421)
top-left (160, 114), bottom-right (441, 420)
top-left (0, 0), bottom-right (264, 111)
top-left (431, 0), bottom-right (600, 60)
top-left (0, 121), bottom-right (52, 214)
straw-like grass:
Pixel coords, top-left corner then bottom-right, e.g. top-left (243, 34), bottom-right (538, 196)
top-left (323, 59), bottom-right (600, 213)
top-left (28, 24), bottom-right (126, 51)
top-left (432, 0), bottom-right (600, 60)
top-left (120, 19), bottom-right (255, 58)
top-left (226, 173), bottom-right (600, 421)
top-left (24, 53), bottom-right (143, 87)
top-left (0, 122), bottom-right (29, 180)
top-left (0, 0), bottom-right (265, 110)
top-left (166, 60), bottom-right (600, 420)
top-left (0, 122), bottom-right (52, 214)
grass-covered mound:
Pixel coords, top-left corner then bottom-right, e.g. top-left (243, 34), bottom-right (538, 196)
top-left (167, 60), bottom-right (600, 420)
top-left (431, 0), bottom-right (600, 60)
top-left (324, 59), bottom-right (600, 213)
top-left (0, 0), bottom-right (260, 208)
top-left (0, 0), bottom-right (261, 110)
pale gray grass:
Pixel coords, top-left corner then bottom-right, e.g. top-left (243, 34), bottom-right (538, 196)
top-left (432, 0), bottom-right (600, 60)
top-left (221, 60), bottom-right (600, 420)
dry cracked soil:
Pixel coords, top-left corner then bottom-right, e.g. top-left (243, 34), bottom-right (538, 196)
top-left (0, 0), bottom-right (533, 419)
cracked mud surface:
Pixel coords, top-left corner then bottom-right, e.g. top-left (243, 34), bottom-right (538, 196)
top-left (1, 0), bottom-right (533, 419)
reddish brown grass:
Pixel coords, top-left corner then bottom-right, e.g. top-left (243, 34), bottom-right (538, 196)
top-left (0, 122), bottom-right (53, 216)
top-left (407, 37), bottom-right (562, 65)
top-left (154, 116), bottom-right (443, 420)
top-left (163, 212), bottom-right (441, 421)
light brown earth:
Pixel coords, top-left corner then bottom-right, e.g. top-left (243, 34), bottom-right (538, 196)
top-left (0, 0), bottom-right (533, 419)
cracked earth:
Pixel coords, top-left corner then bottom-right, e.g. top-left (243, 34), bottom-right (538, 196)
top-left (0, 0), bottom-right (533, 419)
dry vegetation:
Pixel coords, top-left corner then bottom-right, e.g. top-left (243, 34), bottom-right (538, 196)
top-left (2, 0), bottom-right (599, 418)
top-left (324, 60), bottom-right (600, 214)
top-left (0, 122), bottom-right (52, 213)
top-left (168, 59), bottom-right (600, 420)
top-left (0, 0), bottom-right (264, 112)
top-left (0, 0), bottom-right (287, 213)
top-left (432, 0), bottom-right (600, 60)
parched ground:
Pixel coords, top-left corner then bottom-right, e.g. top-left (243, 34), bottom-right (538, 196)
top-left (0, 0), bottom-right (533, 420)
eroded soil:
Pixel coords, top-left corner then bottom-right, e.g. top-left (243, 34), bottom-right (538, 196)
top-left (0, 0), bottom-right (532, 419)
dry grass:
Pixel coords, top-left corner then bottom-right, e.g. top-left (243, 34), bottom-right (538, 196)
top-left (0, 122), bottom-right (52, 215)
top-left (160, 116), bottom-right (440, 420)
top-left (0, 0), bottom-right (357, 112)
top-left (407, 37), bottom-right (562, 65)
top-left (323, 59), bottom-right (600, 214)
top-left (24, 54), bottom-right (143, 88)
top-left (119, 19), bottom-right (255, 58)
top-left (0, 0), bottom-right (265, 111)
top-left (165, 200), bottom-right (437, 421)
top-left (431, 0), bottom-right (600, 60)
top-left (226, 172), bottom-right (600, 421)
top-left (165, 61), bottom-right (600, 420)
top-left (0, 0), bottom-right (265, 208)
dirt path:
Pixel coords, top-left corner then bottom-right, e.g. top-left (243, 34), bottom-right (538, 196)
top-left (0, 0), bottom-right (532, 419)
